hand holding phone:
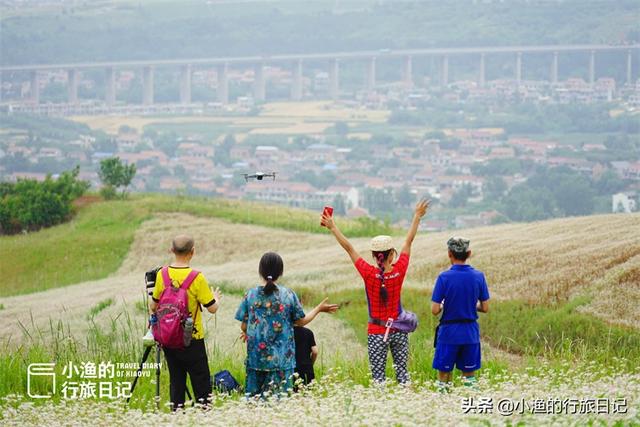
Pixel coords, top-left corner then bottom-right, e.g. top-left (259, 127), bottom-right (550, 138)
top-left (321, 206), bottom-right (334, 227)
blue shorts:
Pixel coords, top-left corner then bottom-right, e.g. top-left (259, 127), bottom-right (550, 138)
top-left (432, 343), bottom-right (481, 373)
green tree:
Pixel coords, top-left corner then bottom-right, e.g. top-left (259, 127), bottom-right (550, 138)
top-left (333, 195), bottom-right (347, 216)
top-left (502, 186), bottom-right (557, 222)
top-left (449, 184), bottom-right (473, 208)
top-left (594, 170), bottom-right (625, 195)
top-left (395, 184), bottom-right (415, 207)
top-left (0, 166), bottom-right (89, 234)
top-left (333, 121), bottom-right (349, 136)
top-left (485, 176), bottom-right (507, 201)
top-left (98, 157), bottom-right (136, 199)
top-left (554, 175), bottom-right (595, 216)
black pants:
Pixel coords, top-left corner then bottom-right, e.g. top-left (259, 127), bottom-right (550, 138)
top-left (294, 364), bottom-right (315, 391)
top-left (162, 339), bottom-right (210, 409)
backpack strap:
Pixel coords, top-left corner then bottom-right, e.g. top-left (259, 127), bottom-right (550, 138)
top-left (161, 266), bottom-right (172, 289)
top-left (161, 267), bottom-right (199, 291)
top-left (180, 269), bottom-right (200, 291)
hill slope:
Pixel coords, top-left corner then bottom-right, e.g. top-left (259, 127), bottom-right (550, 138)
top-left (0, 208), bottom-right (638, 340)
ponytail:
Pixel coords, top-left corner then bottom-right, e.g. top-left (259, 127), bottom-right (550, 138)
top-left (259, 252), bottom-right (283, 296)
top-left (264, 275), bottom-right (276, 295)
top-left (374, 250), bottom-right (391, 305)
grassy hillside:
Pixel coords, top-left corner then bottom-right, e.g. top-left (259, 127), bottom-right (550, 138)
top-left (0, 194), bottom-right (391, 296)
top-left (0, 202), bottom-right (639, 423)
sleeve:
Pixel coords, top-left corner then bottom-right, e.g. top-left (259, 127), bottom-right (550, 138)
top-left (235, 291), bottom-right (250, 322)
top-left (431, 275), bottom-right (445, 303)
top-left (309, 330), bottom-right (316, 347)
top-left (354, 257), bottom-right (376, 280)
top-left (290, 291), bottom-right (306, 322)
top-left (479, 274), bottom-right (490, 302)
top-left (152, 270), bottom-right (164, 302)
top-left (194, 274), bottom-right (216, 307)
top-left (395, 252), bottom-right (410, 276)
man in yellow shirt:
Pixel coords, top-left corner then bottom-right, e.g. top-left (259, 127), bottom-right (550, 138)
top-left (150, 235), bottom-right (221, 409)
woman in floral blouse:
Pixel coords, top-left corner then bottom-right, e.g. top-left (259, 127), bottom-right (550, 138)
top-left (235, 252), bottom-right (338, 397)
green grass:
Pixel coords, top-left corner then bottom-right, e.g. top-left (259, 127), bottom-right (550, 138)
top-left (2, 286), bottom-right (638, 411)
top-left (480, 297), bottom-right (640, 370)
top-left (0, 200), bottom-right (148, 296)
top-left (296, 287), bottom-right (640, 378)
top-left (86, 298), bottom-right (115, 320)
top-left (0, 194), bottom-right (394, 297)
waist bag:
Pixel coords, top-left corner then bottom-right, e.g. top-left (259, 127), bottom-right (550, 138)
top-left (369, 302), bottom-right (419, 334)
top-left (433, 318), bottom-right (476, 348)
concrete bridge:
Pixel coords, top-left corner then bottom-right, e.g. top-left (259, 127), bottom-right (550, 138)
top-left (1, 44), bottom-right (638, 107)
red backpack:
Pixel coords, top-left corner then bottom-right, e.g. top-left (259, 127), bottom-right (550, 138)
top-left (153, 267), bottom-right (199, 349)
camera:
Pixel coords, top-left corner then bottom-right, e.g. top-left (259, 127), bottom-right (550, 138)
top-left (145, 266), bottom-right (162, 296)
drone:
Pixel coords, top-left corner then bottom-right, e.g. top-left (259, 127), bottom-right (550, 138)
top-left (242, 172), bottom-right (277, 182)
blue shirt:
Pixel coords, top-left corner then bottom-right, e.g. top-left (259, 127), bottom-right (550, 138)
top-left (235, 285), bottom-right (306, 371)
top-left (431, 264), bottom-right (490, 345)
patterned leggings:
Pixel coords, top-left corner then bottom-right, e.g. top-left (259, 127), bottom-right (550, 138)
top-left (367, 332), bottom-right (410, 384)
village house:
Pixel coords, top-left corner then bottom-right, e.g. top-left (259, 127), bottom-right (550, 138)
top-left (612, 192), bottom-right (637, 213)
top-left (177, 142), bottom-right (215, 159)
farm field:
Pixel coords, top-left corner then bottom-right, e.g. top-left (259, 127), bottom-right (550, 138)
top-left (0, 198), bottom-right (639, 425)
top-left (70, 101), bottom-right (390, 136)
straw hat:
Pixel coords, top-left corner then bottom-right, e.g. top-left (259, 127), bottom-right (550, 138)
top-left (370, 235), bottom-right (394, 252)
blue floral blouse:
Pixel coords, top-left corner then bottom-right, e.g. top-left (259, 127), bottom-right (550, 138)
top-left (235, 285), bottom-right (306, 371)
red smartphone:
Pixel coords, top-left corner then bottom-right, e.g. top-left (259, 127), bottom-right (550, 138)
top-left (321, 206), bottom-right (334, 226)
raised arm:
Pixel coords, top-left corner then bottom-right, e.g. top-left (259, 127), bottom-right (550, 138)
top-left (400, 199), bottom-right (430, 256)
top-left (321, 214), bottom-right (361, 264)
top-left (294, 298), bottom-right (338, 327)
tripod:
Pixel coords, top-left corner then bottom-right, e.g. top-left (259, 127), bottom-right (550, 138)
top-left (127, 340), bottom-right (193, 408)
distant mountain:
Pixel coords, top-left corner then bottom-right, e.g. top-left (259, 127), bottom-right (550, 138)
top-left (1, 0), bottom-right (639, 65)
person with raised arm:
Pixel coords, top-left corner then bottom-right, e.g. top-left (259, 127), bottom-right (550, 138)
top-left (321, 200), bottom-right (429, 384)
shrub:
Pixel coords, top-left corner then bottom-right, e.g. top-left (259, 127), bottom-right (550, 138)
top-left (0, 166), bottom-right (89, 234)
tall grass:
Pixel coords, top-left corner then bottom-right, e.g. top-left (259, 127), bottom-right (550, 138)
top-left (296, 287), bottom-right (640, 377)
top-left (0, 304), bottom-right (246, 409)
top-left (2, 288), bottom-right (639, 412)
top-left (86, 298), bottom-right (115, 320)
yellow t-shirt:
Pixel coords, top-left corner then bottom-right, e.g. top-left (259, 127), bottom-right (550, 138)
top-left (152, 266), bottom-right (215, 340)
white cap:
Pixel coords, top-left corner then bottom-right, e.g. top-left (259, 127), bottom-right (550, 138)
top-left (370, 235), bottom-right (394, 252)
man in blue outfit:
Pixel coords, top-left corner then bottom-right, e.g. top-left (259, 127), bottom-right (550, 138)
top-left (431, 236), bottom-right (490, 392)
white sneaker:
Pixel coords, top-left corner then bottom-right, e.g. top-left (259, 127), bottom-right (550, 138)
top-left (143, 329), bottom-right (155, 347)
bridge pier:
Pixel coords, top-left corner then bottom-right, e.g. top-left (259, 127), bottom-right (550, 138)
top-left (67, 69), bottom-right (79, 104)
top-left (217, 63), bottom-right (229, 104)
top-left (30, 71), bottom-right (40, 104)
top-left (143, 66), bottom-right (154, 105)
top-left (105, 67), bottom-right (116, 107)
top-left (516, 52), bottom-right (522, 85)
top-left (180, 64), bottom-right (192, 105)
top-left (329, 58), bottom-right (339, 100)
top-left (441, 55), bottom-right (449, 86)
top-left (589, 50), bottom-right (595, 86)
top-left (253, 63), bottom-right (266, 102)
top-left (365, 57), bottom-right (376, 91)
top-left (551, 51), bottom-right (559, 84)
top-left (403, 55), bottom-right (413, 87)
top-left (478, 53), bottom-right (486, 88)
top-left (627, 50), bottom-right (633, 86)
top-left (291, 59), bottom-right (303, 101)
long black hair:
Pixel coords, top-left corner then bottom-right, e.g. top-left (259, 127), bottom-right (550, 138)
top-left (259, 252), bottom-right (284, 295)
top-left (372, 249), bottom-right (393, 304)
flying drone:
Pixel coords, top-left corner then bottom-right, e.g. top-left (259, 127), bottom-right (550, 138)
top-left (242, 172), bottom-right (277, 182)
